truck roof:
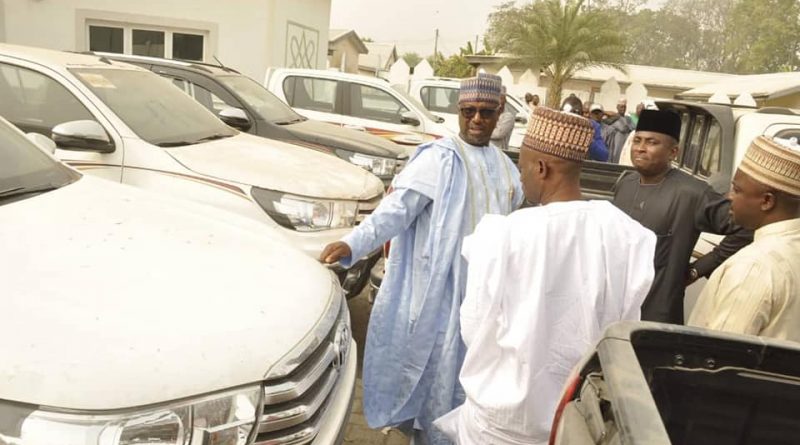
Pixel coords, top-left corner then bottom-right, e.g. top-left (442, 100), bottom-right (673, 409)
top-left (0, 43), bottom-right (140, 71)
top-left (94, 52), bottom-right (242, 76)
top-left (266, 67), bottom-right (391, 88)
top-left (677, 72), bottom-right (800, 102)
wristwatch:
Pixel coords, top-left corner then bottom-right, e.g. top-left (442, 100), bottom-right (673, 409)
top-left (688, 267), bottom-right (700, 282)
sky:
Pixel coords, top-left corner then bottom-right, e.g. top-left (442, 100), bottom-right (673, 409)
top-left (330, 0), bottom-right (667, 58)
top-left (329, 0), bottom-right (517, 57)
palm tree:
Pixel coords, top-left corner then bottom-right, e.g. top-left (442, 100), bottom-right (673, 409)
top-left (488, 0), bottom-right (626, 107)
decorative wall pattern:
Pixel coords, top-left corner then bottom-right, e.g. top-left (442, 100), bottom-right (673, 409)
top-left (285, 21), bottom-right (318, 69)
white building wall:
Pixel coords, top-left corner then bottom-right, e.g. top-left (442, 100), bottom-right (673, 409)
top-left (0, 0), bottom-right (330, 80)
top-left (268, 0), bottom-right (330, 72)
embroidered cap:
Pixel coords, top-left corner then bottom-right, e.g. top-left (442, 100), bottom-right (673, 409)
top-left (738, 135), bottom-right (800, 196)
top-left (522, 107), bottom-right (594, 161)
top-left (459, 73), bottom-right (502, 106)
top-left (478, 72), bottom-right (502, 82)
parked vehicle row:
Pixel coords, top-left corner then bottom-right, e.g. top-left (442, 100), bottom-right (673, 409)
top-left (265, 68), bottom-right (454, 154)
top-left (0, 115), bottom-right (356, 445)
top-left (406, 77), bottom-right (531, 151)
top-left (96, 53), bottom-right (409, 188)
top-left (0, 43), bottom-right (384, 297)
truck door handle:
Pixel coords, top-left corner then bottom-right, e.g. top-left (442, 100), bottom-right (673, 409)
top-left (344, 125), bottom-right (366, 132)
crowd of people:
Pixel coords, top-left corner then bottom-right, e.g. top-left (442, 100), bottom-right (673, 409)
top-left (525, 92), bottom-right (665, 166)
top-left (320, 73), bottom-right (800, 445)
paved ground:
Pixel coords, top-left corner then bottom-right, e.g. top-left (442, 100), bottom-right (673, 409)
top-left (344, 286), bottom-right (410, 445)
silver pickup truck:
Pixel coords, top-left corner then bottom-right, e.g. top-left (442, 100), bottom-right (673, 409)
top-left (551, 322), bottom-right (800, 445)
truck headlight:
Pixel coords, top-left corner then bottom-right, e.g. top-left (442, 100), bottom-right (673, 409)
top-left (336, 150), bottom-right (399, 177)
top-left (3, 385), bottom-right (262, 445)
top-left (251, 188), bottom-right (357, 232)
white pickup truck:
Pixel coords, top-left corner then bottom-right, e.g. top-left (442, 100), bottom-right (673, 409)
top-left (0, 43), bottom-right (385, 297)
top-left (552, 321), bottom-right (800, 445)
top-left (264, 68), bottom-right (453, 153)
top-left (0, 116), bottom-right (355, 445)
top-left (405, 77), bottom-right (531, 151)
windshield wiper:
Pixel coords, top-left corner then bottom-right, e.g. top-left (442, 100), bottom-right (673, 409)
top-left (155, 133), bottom-right (233, 147)
top-left (196, 133), bottom-right (233, 143)
top-left (274, 117), bottom-right (306, 125)
top-left (0, 183), bottom-right (61, 202)
top-left (155, 140), bottom-right (198, 147)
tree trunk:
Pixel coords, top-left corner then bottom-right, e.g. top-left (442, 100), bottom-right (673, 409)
top-left (546, 73), bottom-right (565, 109)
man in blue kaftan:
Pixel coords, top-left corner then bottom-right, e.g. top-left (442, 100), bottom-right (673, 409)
top-left (320, 73), bottom-right (523, 444)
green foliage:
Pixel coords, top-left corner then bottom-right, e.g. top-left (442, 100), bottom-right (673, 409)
top-left (487, 0), bottom-right (800, 91)
top-left (620, 0), bottom-right (800, 73)
top-left (430, 52), bottom-right (474, 78)
top-left (486, 0), bottom-right (626, 107)
top-left (402, 52), bottom-right (423, 68)
top-left (724, 0), bottom-right (800, 73)
top-left (478, 39), bottom-right (495, 56)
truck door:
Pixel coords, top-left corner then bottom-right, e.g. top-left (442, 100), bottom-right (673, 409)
top-left (280, 75), bottom-right (345, 127)
top-left (342, 81), bottom-right (428, 145)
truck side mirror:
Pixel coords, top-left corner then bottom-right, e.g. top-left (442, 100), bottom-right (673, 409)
top-left (400, 111), bottom-right (421, 127)
top-left (219, 107), bottom-right (252, 132)
top-left (52, 120), bottom-right (114, 153)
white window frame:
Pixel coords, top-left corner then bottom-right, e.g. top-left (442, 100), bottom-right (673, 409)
top-left (85, 20), bottom-right (208, 61)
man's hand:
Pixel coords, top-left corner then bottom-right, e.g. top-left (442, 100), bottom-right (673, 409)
top-left (320, 241), bottom-right (352, 265)
top-left (685, 266), bottom-right (700, 287)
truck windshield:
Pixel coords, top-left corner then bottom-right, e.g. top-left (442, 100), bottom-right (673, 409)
top-left (70, 68), bottom-right (236, 146)
top-left (0, 120), bottom-right (78, 206)
top-left (217, 75), bottom-right (302, 124)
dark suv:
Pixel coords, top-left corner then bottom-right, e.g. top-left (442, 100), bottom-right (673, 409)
top-left (99, 53), bottom-right (407, 187)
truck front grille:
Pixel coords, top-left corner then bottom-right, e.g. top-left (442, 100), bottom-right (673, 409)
top-left (254, 310), bottom-right (350, 444)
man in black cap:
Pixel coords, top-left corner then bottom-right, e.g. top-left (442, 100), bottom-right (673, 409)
top-left (612, 109), bottom-right (752, 324)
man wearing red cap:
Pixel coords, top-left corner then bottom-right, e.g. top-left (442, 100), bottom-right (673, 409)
top-left (689, 136), bottom-right (800, 339)
top-left (612, 109), bottom-right (752, 324)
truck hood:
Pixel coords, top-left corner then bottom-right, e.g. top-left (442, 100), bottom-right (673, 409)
top-left (0, 176), bottom-right (336, 410)
top-left (166, 133), bottom-right (383, 200)
top-left (285, 119), bottom-right (407, 159)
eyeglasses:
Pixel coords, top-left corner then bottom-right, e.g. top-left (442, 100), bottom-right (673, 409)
top-left (459, 106), bottom-right (499, 119)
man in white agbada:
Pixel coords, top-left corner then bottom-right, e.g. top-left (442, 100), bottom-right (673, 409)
top-left (435, 107), bottom-right (657, 444)
top-left (321, 73), bottom-right (523, 444)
